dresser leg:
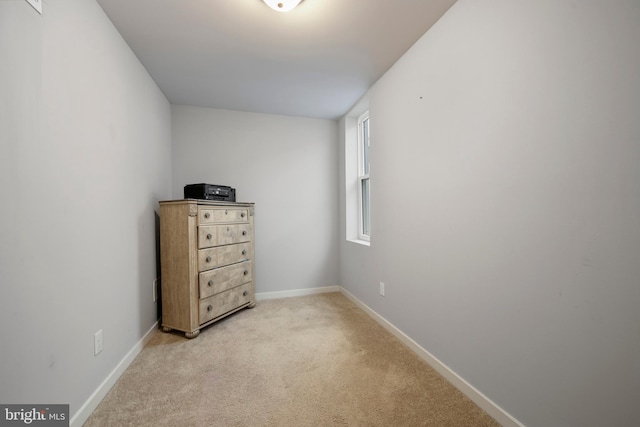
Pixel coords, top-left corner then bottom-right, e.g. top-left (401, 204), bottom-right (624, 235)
top-left (185, 330), bottom-right (200, 339)
top-left (161, 326), bottom-right (172, 333)
top-left (248, 301), bottom-right (256, 309)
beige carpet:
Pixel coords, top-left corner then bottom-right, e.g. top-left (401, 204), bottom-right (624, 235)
top-left (84, 292), bottom-right (499, 426)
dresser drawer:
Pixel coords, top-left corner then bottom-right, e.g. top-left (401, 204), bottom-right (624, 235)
top-left (198, 207), bottom-right (249, 225)
top-left (198, 224), bottom-right (252, 249)
top-left (198, 242), bottom-right (252, 272)
top-left (199, 260), bottom-right (252, 299)
top-left (199, 282), bottom-right (253, 324)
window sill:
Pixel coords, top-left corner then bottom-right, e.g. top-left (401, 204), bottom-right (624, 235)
top-left (347, 238), bottom-right (370, 247)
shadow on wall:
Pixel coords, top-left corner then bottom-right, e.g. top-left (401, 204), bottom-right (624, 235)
top-left (154, 209), bottom-right (162, 321)
top-left (135, 201), bottom-right (164, 339)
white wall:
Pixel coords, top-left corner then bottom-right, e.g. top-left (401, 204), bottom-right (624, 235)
top-left (340, 1), bottom-right (640, 426)
top-left (172, 105), bottom-right (339, 294)
top-left (0, 0), bottom-right (172, 419)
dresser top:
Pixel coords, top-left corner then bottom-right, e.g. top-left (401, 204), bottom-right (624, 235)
top-left (159, 199), bottom-right (254, 207)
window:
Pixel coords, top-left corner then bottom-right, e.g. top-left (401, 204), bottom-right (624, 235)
top-left (357, 111), bottom-right (370, 241)
top-left (344, 98), bottom-right (369, 245)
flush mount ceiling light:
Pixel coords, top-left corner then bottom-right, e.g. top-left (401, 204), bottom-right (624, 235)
top-left (262, 0), bottom-right (303, 13)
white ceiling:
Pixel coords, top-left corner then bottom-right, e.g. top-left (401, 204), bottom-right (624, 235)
top-left (96, 0), bottom-right (457, 119)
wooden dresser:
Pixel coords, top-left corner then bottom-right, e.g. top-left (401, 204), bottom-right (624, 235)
top-left (159, 199), bottom-right (256, 338)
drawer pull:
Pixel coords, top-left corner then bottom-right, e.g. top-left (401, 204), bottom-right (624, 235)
top-left (204, 212), bottom-right (210, 219)
top-left (242, 230), bottom-right (247, 236)
top-left (243, 291), bottom-right (248, 297)
top-left (241, 250), bottom-right (247, 256)
top-left (206, 256), bottom-right (212, 263)
top-left (206, 233), bottom-right (212, 240)
top-left (207, 305), bottom-right (213, 312)
top-left (243, 270), bottom-right (248, 276)
top-left (225, 210), bottom-right (228, 215)
top-left (241, 212), bottom-right (246, 218)
top-left (208, 280), bottom-right (214, 287)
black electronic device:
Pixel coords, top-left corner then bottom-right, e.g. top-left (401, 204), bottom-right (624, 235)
top-left (184, 183), bottom-right (236, 202)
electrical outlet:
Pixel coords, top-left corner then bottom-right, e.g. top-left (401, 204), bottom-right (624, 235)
top-left (94, 330), bottom-right (103, 356)
top-left (153, 278), bottom-right (158, 302)
top-left (379, 282), bottom-right (385, 297)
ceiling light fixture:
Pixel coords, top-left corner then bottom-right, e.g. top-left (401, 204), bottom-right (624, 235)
top-left (262, 0), bottom-right (303, 13)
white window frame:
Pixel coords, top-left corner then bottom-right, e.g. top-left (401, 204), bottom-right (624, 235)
top-left (357, 111), bottom-right (370, 241)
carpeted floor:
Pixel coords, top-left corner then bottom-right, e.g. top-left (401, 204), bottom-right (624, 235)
top-left (84, 292), bottom-right (499, 426)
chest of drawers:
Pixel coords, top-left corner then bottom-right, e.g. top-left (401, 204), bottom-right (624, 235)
top-left (159, 199), bottom-right (256, 338)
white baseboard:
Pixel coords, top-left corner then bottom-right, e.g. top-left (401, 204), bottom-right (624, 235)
top-left (69, 321), bottom-right (159, 427)
top-left (256, 285), bottom-right (339, 301)
top-left (339, 287), bottom-right (525, 427)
